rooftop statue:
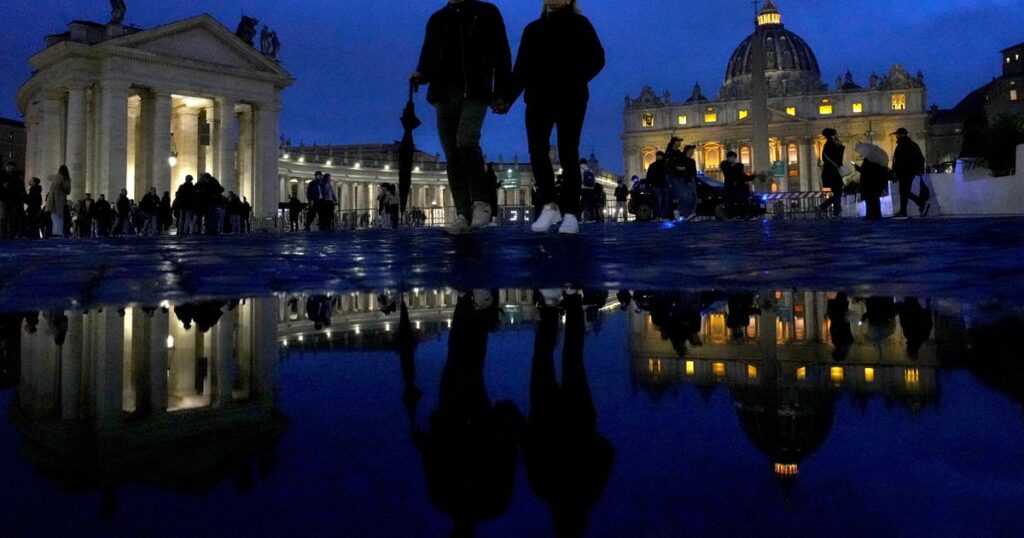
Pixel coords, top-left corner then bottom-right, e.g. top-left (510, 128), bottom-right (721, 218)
top-left (235, 16), bottom-right (259, 47)
top-left (109, 0), bottom-right (126, 25)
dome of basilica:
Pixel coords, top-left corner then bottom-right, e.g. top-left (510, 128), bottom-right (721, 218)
top-left (719, 0), bottom-right (824, 99)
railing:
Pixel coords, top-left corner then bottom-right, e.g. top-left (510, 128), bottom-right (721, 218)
top-left (761, 192), bottom-right (832, 219)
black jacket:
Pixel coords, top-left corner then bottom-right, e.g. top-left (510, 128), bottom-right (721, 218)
top-left (893, 138), bottom-right (925, 180)
top-left (26, 185), bottom-right (42, 211)
top-left (116, 195), bottom-right (131, 217)
top-left (175, 182), bottom-right (196, 211)
top-left (821, 140), bottom-right (846, 189)
top-left (722, 161), bottom-right (752, 191)
top-left (645, 160), bottom-right (667, 188)
top-left (856, 160), bottom-right (889, 198)
top-left (141, 193), bottom-right (160, 214)
top-left (416, 0), bottom-right (512, 103)
top-left (614, 185), bottom-right (628, 202)
top-left (508, 9), bottom-right (604, 105)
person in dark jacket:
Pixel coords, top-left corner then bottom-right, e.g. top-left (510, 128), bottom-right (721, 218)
top-left (819, 128), bottom-right (846, 217)
top-left (25, 177), bottom-right (43, 239)
top-left (613, 179), bottom-right (629, 222)
top-left (241, 196), bottom-right (252, 232)
top-left (892, 127), bottom-right (928, 218)
top-left (75, 193), bottom-right (95, 237)
top-left (287, 194), bottom-right (303, 231)
top-left (721, 151), bottom-right (752, 195)
top-left (115, 189), bottom-right (132, 236)
top-left (855, 142), bottom-right (890, 220)
top-left (226, 192), bottom-right (244, 233)
top-left (505, 0), bottom-right (604, 235)
top-left (666, 139), bottom-right (699, 221)
top-left (644, 151), bottom-right (668, 221)
top-left (174, 175), bottom-right (196, 235)
top-left (93, 194), bottom-right (112, 237)
top-left (412, 0), bottom-right (513, 234)
top-left (159, 192), bottom-right (173, 233)
top-left (0, 161), bottom-right (22, 238)
top-left (140, 187), bottom-right (161, 235)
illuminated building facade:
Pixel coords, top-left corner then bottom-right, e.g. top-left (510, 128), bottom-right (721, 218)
top-left (622, 1), bottom-right (929, 191)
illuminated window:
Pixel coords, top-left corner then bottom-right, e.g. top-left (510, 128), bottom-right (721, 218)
top-left (787, 144), bottom-right (799, 165)
top-left (747, 365), bottom-right (758, 379)
top-left (704, 107), bottom-right (718, 123)
top-left (740, 147), bottom-right (751, 166)
top-left (819, 98), bottom-right (833, 115)
top-left (642, 148), bottom-right (657, 171)
top-left (905, 368), bottom-right (920, 388)
top-left (738, 109), bottom-right (749, 120)
top-left (648, 359), bottom-right (662, 375)
top-left (1011, 89), bottom-right (1019, 102)
top-left (685, 360), bottom-right (695, 376)
top-left (641, 113), bottom-right (655, 128)
top-left (852, 102), bottom-right (863, 114)
top-left (713, 362), bottom-right (726, 377)
top-left (864, 367), bottom-right (875, 383)
top-left (757, 12), bottom-right (781, 26)
top-left (677, 114), bottom-right (688, 125)
top-left (891, 94), bottom-right (907, 111)
top-left (830, 366), bottom-right (844, 384)
top-left (796, 366), bottom-right (807, 380)
top-left (785, 106), bottom-right (797, 116)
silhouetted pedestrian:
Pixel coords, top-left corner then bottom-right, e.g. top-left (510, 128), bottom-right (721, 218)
top-left (892, 127), bottom-right (928, 218)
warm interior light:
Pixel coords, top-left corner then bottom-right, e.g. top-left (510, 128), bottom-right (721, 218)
top-left (168, 155), bottom-right (177, 167)
top-left (166, 335), bottom-right (175, 349)
top-left (685, 360), bottom-right (695, 376)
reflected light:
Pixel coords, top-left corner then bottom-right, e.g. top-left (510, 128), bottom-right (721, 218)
top-left (713, 362), bottom-right (726, 377)
top-left (774, 463), bottom-right (798, 477)
top-left (685, 361), bottom-right (695, 376)
top-left (831, 366), bottom-right (844, 384)
top-left (796, 366), bottom-right (807, 380)
top-left (864, 367), bottom-right (875, 383)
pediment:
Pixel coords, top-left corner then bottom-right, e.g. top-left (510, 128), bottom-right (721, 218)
top-left (104, 15), bottom-right (289, 78)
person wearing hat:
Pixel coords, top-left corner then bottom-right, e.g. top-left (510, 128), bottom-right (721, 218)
top-left (818, 128), bottom-right (846, 217)
top-left (892, 127), bottom-right (929, 218)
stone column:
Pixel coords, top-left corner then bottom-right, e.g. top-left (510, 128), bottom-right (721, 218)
top-left (65, 87), bottom-right (88, 199)
top-left (39, 90), bottom-right (65, 192)
top-left (93, 309), bottom-right (125, 420)
top-left (171, 104), bottom-right (200, 192)
top-left (97, 81), bottom-right (129, 199)
top-left (149, 309), bottom-right (169, 413)
top-left (23, 106), bottom-right (39, 186)
top-left (253, 101), bottom-right (282, 218)
top-left (148, 91), bottom-right (172, 196)
top-left (237, 106), bottom-right (254, 202)
top-left (798, 139), bottom-right (812, 192)
top-left (216, 97), bottom-right (238, 193)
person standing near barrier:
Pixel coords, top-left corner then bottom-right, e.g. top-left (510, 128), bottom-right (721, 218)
top-left (855, 142), bottom-right (889, 221)
top-left (318, 173), bottom-right (337, 231)
top-left (45, 166), bottom-right (71, 238)
top-left (305, 171), bottom-right (323, 231)
top-left (819, 128), bottom-right (846, 218)
top-left (644, 151), bottom-right (668, 221)
top-left (892, 127), bottom-right (929, 218)
top-left (613, 178), bottom-right (628, 222)
top-left (504, 0), bottom-right (606, 234)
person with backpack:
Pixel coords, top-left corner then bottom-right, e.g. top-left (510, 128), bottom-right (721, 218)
top-left (613, 179), bottom-right (629, 222)
top-left (892, 127), bottom-right (929, 218)
top-left (580, 158), bottom-right (597, 222)
top-left (503, 0), bottom-right (605, 234)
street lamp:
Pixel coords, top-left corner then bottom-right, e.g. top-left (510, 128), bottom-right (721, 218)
top-left (168, 132), bottom-right (178, 167)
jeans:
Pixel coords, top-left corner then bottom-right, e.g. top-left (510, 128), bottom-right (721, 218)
top-left (615, 201), bottom-right (627, 221)
top-left (527, 97), bottom-right (588, 217)
top-left (898, 175), bottom-right (923, 214)
top-left (435, 95), bottom-right (488, 219)
top-left (669, 175), bottom-right (697, 218)
top-left (51, 213), bottom-right (64, 237)
top-left (145, 214), bottom-right (159, 235)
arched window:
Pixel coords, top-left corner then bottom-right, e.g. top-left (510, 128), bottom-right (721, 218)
top-left (704, 143), bottom-right (722, 171)
top-left (787, 144), bottom-right (799, 164)
top-left (641, 113), bottom-right (655, 128)
top-left (740, 147), bottom-right (751, 167)
top-left (642, 148), bottom-right (657, 171)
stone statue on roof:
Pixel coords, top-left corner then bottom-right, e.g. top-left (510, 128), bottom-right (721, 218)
top-left (110, 0), bottom-right (126, 25)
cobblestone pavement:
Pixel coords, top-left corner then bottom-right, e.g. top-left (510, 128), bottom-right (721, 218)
top-left (1, 217), bottom-right (1023, 311)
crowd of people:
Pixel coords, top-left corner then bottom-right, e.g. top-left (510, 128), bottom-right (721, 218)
top-left (0, 161), bottom-right (254, 239)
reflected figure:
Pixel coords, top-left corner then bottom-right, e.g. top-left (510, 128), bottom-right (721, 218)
top-left (522, 290), bottom-right (614, 538)
top-left (727, 294), bottom-right (760, 342)
top-left (900, 297), bottom-right (933, 358)
top-left (305, 295), bottom-right (336, 330)
top-left (616, 290), bottom-right (632, 311)
top-left (0, 314), bottom-right (24, 389)
top-left (862, 296), bottom-right (898, 348)
top-left (396, 298), bottom-right (422, 419)
top-left (412, 291), bottom-right (521, 537)
top-left (827, 293), bottom-right (854, 361)
top-left (646, 292), bottom-right (710, 357)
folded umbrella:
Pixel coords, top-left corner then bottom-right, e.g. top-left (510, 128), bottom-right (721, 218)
top-left (399, 83), bottom-right (422, 219)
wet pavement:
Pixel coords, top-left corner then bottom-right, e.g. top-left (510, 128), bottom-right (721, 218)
top-left (3, 220), bottom-right (1024, 536)
top-left (2, 217), bottom-right (1024, 312)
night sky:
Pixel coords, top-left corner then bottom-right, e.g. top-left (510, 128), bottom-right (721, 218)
top-left (1, 0), bottom-right (1021, 173)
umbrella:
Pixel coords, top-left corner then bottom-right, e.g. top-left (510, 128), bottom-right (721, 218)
top-left (396, 298), bottom-right (421, 420)
top-left (855, 142), bottom-right (889, 168)
top-left (399, 82), bottom-right (422, 218)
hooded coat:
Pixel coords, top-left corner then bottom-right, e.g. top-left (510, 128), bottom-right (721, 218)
top-left (45, 174), bottom-right (69, 215)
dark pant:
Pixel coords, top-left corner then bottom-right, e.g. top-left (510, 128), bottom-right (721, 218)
top-left (864, 195), bottom-right (882, 219)
top-left (435, 96), bottom-right (488, 219)
top-left (527, 98), bottom-right (587, 217)
top-left (317, 201), bottom-right (335, 230)
top-left (898, 175), bottom-right (923, 214)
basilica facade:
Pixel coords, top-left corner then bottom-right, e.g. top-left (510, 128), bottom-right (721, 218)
top-left (622, 1), bottom-right (929, 192)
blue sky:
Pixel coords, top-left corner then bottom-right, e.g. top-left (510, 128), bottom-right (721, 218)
top-left (1, 0), bottom-right (1021, 173)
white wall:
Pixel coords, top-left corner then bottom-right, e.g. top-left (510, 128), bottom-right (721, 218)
top-left (924, 144), bottom-right (1024, 217)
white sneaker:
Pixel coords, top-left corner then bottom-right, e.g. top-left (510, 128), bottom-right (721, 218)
top-left (558, 214), bottom-right (580, 234)
top-left (673, 210), bottom-right (681, 221)
top-left (470, 202), bottom-right (492, 229)
top-left (531, 203), bottom-right (562, 233)
top-left (445, 215), bottom-right (472, 235)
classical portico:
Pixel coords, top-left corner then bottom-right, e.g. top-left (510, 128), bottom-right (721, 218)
top-left (16, 15), bottom-right (293, 218)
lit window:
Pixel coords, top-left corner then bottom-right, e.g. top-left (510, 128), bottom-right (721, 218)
top-left (747, 365), bottom-right (758, 379)
top-left (905, 368), bottom-right (920, 388)
top-left (677, 114), bottom-right (688, 125)
top-left (785, 106), bottom-right (797, 116)
top-left (704, 107), bottom-right (718, 123)
top-left (819, 99), bottom-right (833, 115)
top-left (713, 362), bottom-right (726, 377)
top-left (648, 359), bottom-right (662, 375)
top-left (852, 102), bottom-right (863, 114)
top-left (891, 94), bottom-right (907, 111)
top-left (740, 147), bottom-right (751, 166)
top-left (641, 113), bottom-right (655, 128)
top-left (738, 109), bottom-right (749, 120)
top-left (685, 360), bottom-right (695, 376)
top-left (796, 367), bottom-right (807, 380)
top-left (787, 144), bottom-right (798, 164)
top-left (1011, 89), bottom-right (1019, 102)
top-left (830, 366), bottom-right (844, 384)
top-left (864, 367), bottom-right (875, 383)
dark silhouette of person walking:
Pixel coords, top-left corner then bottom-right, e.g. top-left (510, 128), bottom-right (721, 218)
top-left (819, 128), bottom-right (846, 217)
top-left (411, 0), bottom-right (513, 235)
top-left (503, 0), bottom-right (605, 235)
top-left (892, 127), bottom-right (929, 218)
top-left (522, 289), bottom-right (613, 537)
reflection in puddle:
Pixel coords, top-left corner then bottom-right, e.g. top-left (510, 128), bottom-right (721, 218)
top-left (1, 289), bottom-right (1023, 535)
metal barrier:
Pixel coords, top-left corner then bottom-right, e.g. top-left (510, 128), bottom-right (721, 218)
top-left (761, 192), bottom-right (832, 219)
